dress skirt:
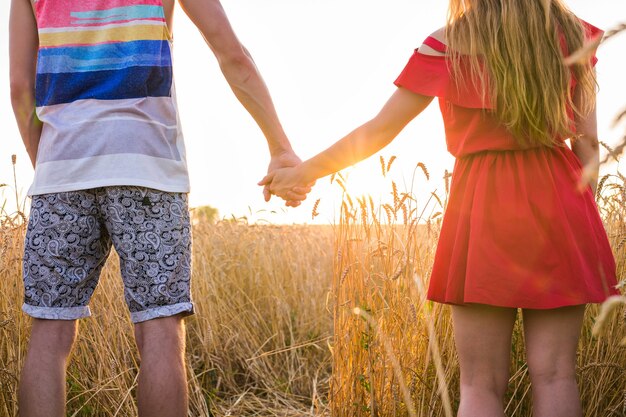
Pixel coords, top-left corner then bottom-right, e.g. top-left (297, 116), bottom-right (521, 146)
top-left (427, 145), bottom-right (618, 308)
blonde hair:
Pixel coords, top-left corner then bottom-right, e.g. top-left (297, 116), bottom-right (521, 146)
top-left (446, 0), bottom-right (598, 146)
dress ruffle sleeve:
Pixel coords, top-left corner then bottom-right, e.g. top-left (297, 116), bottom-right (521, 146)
top-left (580, 19), bottom-right (603, 67)
top-left (393, 38), bottom-right (493, 109)
top-left (394, 51), bottom-right (449, 98)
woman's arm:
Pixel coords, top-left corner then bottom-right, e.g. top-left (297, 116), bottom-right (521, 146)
top-left (571, 84), bottom-right (599, 194)
top-left (261, 88), bottom-right (434, 199)
top-left (9, 0), bottom-right (41, 168)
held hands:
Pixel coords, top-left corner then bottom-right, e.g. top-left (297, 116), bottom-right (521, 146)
top-left (263, 151), bottom-right (313, 207)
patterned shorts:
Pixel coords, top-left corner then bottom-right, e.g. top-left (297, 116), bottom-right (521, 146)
top-left (22, 187), bottom-right (193, 323)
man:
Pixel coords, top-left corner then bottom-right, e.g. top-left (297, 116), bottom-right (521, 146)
top-left (9, 0), bottom-right (307, 415)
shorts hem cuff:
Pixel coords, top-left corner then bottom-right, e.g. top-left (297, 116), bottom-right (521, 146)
top-left (22, 304), bottom-right (91, 320)
top-left (130, 302), bottom-right (194, 323)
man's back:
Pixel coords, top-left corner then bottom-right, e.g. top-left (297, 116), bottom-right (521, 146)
top-left (30, 0), bottom-right (189, 196)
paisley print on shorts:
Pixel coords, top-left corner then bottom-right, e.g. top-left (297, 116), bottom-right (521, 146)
top-left (22, 186), bottom-right (193, 323)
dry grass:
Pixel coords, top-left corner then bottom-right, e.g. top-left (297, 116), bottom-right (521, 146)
top-left (0, 211), bottom-right (334, 416)
top-left (1, 148), bottom-right (625, 417)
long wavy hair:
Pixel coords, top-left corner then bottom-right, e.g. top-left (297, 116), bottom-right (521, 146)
top-left (446, 0), bottom-right (598, 146)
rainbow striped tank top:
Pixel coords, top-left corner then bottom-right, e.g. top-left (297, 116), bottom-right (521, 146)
top-left (30, 0), bottom-right (189, 195)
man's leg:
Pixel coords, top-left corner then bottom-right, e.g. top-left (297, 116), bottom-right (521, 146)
top-left (18, 319), bottom-right (77, 417)
top-left (523, 305), bottom-right (585, 417)
top-left (452, 304), bottom-right (517, 417)
top-left (20, 191), bottom-right (108, 417)
top-left (100, 187), bottom-right (193, 416)
top-left (134, 314), bottom-right (188, 417)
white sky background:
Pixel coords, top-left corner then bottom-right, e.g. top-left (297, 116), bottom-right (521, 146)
top-left (1, 1), bottom-right (625, 224)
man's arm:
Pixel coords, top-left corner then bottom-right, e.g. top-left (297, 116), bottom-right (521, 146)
top-left (10, 0), bottom-right (42, 168)
top-left (177, 0), bottom-right (307, 203)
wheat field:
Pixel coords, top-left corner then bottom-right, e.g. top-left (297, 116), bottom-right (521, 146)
top-left (0, 152), bottom-right (624, 416)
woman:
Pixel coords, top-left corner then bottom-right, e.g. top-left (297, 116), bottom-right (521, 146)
top-left (261, 1), bottom-right (619, 416)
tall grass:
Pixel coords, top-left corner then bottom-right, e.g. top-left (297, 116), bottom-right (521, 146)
top-left (0, 157), bottom-right (624, 416)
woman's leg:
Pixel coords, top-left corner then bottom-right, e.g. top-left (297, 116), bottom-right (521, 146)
top-left (452, 304), bottom-right (517, 417)
top-left (522, 305), bottom-right (585, 417)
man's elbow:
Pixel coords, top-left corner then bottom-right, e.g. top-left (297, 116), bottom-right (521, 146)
top-left (218, 48), bottom-right (256, 84)
top-left (10, 76), bottom-right (35, 107)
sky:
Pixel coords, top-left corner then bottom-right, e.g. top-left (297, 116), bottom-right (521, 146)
top-left (1, 0), bottom-right (625, 224)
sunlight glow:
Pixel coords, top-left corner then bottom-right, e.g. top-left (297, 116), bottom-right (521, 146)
top-left (1, 0), bottom-right (624, 224)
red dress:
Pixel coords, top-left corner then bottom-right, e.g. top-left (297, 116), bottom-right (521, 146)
top-left (394, 23), bottom-right (619, 308)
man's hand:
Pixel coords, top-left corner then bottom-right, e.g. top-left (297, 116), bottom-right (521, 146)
top-left (264, 151), bottom-right (312, 207)
top-left (259, 161), bottom-right (314, 206)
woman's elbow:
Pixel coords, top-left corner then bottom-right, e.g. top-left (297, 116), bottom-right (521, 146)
top-left (574, 133), bottom-right (599, 150)
top-left (367, 118), bottom-right (403, 147)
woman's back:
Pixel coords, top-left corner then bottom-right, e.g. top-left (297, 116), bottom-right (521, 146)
top-left (445, 0), bottom-right (599, 147)
top-left (392, 9), bottom-right (617, 307)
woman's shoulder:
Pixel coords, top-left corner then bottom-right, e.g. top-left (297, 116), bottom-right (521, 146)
top-left (418, 27), bottom-right (447, 56)
top-left (416, 27), bottom-right (475, 56)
